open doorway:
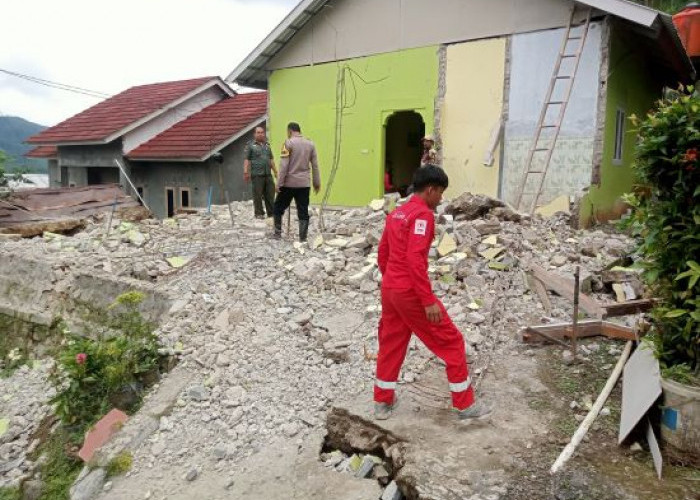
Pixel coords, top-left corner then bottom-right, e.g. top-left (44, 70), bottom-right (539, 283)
top-left (165, 188), bottom-right (175, 218)
top-left (385, 111), bottom-right (425, 196)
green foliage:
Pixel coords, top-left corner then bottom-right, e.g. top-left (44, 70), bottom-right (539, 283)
top-left (0, 487), bottom-right (21, 500)
top-left (37, 429), bottom-right (82, 500)
top-left (0, 150), bottom-right (7, 187)
top-left (50, 291), bottom-right (160, 433)
top-left (107, 451), bottom-right (133, 477)
top-left (629, 0), bottom-right (687, 14)
top-left (625, 87), bottom-right (700, 374)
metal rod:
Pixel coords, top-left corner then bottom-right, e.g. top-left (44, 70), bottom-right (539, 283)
top-left (103, 193), bottom-right (118, 242)
top-left (572, 266), bottom-right (581, 357)
top-left (114, 159), bottom-right (150, 212)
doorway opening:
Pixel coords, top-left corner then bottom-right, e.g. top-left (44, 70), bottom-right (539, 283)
top-left (384, 111), bottom-right (425, 197)
top-left (165, 188), bottom-right (175, 218)
top-left (86, 167), bottom-right (119, 185)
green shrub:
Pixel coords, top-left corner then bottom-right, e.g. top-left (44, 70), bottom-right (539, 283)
top-left (107, 451), bottom-right (133, 477)
top-left (50, 291), bottom-right (160, 433)
top-left (625, 87), bottom-right (700, 376)
top-left (0, 487), bottom-right (21, 500)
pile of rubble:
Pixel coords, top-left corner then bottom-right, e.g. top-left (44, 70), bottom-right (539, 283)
top-left (0, 192), bottom-right (638, 499)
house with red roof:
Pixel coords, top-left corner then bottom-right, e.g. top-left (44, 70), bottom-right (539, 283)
top-left (25, 77), bottom-right (268, 218)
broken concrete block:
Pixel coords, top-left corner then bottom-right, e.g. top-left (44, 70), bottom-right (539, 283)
top-left (327, 238), bottom-right (349, 248)
top-left (437, 233), bottom-right (457, 257)
top-left (70, 467), bottom-right (107, 500)
top-left (347, 236), bottom-right (370, 249)
top-left (292, 311), bottom-right (313, 325)
top-left (535, 195), bottom-right (570, 217)
top-left (127, 229), bottom-right (147, 247)
top-left (479, 246), bottom-right (504, 261)
top-left (482, 235), bottom-right (499, 246)
top-left (381, 481), bottom-right (403, 500)
top-left (551, 255), bottom-right (567, 267)
top-left (348, 454), bottom-right (363, 472)
top-left (612, 283), bottom-right (626, 303)
top-left (369, 199), bottom-right (385, 211)
top-left (166, 256), bottom-right (190, 268)
top-left (0, 418), bottom-right (8, 438)
top-left (472, 219), bottom-right (501, 236)
top-left (311, 235), bottom-right (324, 250)
top-left (355, 455), bottom-right (376, 478)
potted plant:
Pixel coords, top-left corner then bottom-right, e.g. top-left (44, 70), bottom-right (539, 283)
top-left (625, 86), bottom-right (699, 456)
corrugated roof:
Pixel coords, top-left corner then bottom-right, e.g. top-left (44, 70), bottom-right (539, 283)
top-left (27, 77), bottom-right (231, 145)
top-left (127, 92), bottom-right (268, 161)
top-left (226, 0), bottom-right (694, 88)
top-left (25, 145), bottom-right (58, 158)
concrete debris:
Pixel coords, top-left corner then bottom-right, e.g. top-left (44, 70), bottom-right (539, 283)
top-left (0, 193), bottom-right (642, 496)
top-left (381, 481), bottom-right (403, 500)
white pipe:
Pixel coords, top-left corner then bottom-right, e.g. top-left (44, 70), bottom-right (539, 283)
top-left (550, 341), bottom-right (633, 474)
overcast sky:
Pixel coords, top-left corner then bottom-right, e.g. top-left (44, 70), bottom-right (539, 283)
top-left (1, 0), bottom-right (298, 127)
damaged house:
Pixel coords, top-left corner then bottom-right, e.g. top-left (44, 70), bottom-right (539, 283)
top-left (226, 0), bottom-right (694, 226)
top-left (25, 77), bottom-right (268, 219)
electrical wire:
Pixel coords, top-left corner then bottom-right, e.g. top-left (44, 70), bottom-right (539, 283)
top-left (0, 68), bottom-right (111, 99)
top-left (318, 64), bottom-right (388, 230)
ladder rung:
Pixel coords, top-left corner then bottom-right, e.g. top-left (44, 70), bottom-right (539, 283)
top-left (568, 36), bottom-right (582, 40)
top-left (548, 101), bottom-right (564, 105)
top-left (555, 75), bottom-right (572, 79)
top-left (561, 54), bottom-right (577, 58)
top-left (526, 171), bottom-right (545, 174)
top-left (534, 148), bottom-right (550, 152)
top-left (542, 124), bottom-right (559, 128)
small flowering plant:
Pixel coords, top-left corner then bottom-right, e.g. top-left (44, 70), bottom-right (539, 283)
top-left (50, 292), bottom-right (162, 430)
top-left (625, 86), bottom-right (700, 378)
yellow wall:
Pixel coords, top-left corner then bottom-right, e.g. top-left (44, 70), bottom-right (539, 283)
top-left (442, 38), bottom-right (506, 198)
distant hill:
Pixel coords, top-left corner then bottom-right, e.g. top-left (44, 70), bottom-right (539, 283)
top-left (0, 116), bottom-right (48, 172)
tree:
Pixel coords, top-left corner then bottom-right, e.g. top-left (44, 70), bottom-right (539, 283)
top-left (0, 150), bottom-right (8, 188)
top-left (630, 0), bottom-right (687, 14)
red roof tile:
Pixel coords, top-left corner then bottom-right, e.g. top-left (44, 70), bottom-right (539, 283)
top-left (25, 145), bottom-right (58, 158)
top-left (27, 77), bottom-right (220, 145)
top-left (127, 92), bottom-right (267, 161)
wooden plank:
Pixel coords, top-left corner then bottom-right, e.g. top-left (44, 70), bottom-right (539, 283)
top-left (526, 273), bottom-right (552, 315)
top-left (530, 264), bottom-right (604, 318)
top-left (522, 320), bottom-right (602, 343)
top-left (601, 299), bottom-right (655, 319)
top-left (601, 322), bottom-right (638, 341)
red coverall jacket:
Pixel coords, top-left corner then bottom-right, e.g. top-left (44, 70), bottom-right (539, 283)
top-left (378, 195), bottom-right (436, 306)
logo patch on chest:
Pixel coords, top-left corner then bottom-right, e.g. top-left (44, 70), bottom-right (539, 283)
top-left (414, 219), bottom-right (427, 236)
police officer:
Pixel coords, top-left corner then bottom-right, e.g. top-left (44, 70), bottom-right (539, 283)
top-left (274, 122), bottom-right (321, 242)
top-left (244, 126), bottom-right (277, 219)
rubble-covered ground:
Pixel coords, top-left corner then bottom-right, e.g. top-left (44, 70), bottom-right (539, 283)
top-left (1, 195), bottom-right (698, 500)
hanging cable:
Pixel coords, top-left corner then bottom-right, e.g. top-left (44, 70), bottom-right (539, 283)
top-left (0, 68), bottom-right (111, 99)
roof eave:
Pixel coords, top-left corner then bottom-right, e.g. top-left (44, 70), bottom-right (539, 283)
top-left (226, 0), bottom-right (330, 87)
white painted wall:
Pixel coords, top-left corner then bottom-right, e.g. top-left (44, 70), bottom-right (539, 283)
top-left (269, 0), bottom-right (584, 70)
top-left (122, 86), bottom-right (227, 154)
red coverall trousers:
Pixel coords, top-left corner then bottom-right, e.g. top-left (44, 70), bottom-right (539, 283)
top-left (374, 287), bottom-right (475, 411)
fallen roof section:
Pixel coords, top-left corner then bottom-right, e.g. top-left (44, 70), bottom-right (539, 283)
top-left (226, 0), bottom-right (694, 88)
top-left (27, 77), bottom-right (233, 146)
top-left (0, 185), bottom-right (142, 236)
top-left (127, 92), bottom-right (268, 162)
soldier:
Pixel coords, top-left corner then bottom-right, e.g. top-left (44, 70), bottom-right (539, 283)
top-left (274, 122), bottom-right (321, 242)
top-left (244, 126), bottom-right (277, 219)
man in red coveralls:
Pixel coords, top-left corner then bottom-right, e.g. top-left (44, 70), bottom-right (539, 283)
top-left (374, 165), bottom-right (491, 421)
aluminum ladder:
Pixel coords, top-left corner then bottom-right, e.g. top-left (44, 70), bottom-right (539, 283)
top-left (514, 4), bottom-right (593, 214)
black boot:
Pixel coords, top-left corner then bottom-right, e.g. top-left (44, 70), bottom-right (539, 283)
top-left (299, 220), bottom-right (309, 242)
top-left (273, 215), bottom-right (282, 239)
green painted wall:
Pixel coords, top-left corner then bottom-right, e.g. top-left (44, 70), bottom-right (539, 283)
top-left (268, 46), bottom-right (439, 206)
top-left (580, 27), bottom-right (660, 226)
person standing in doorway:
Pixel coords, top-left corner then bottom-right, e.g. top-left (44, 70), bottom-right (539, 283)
top-left (420, 135), bottom-right (438, 167)
top-left (374, 165), bottom-right (491, 421)
top-left (244, 126), bottom-right (277, 219)
top-left (274, 122), bottom-right (321, 242)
